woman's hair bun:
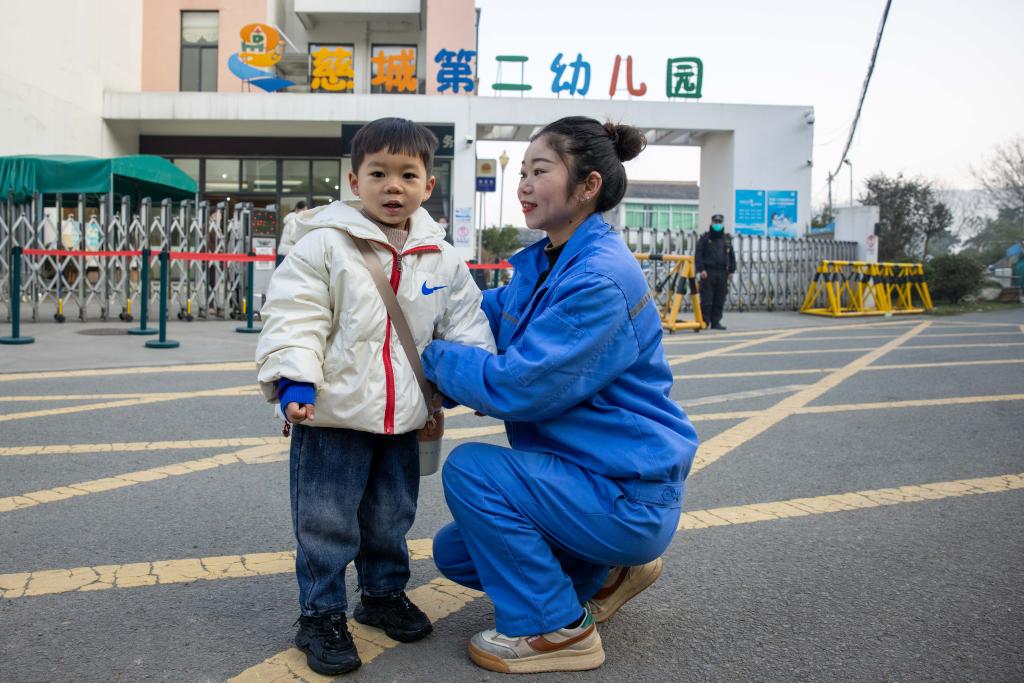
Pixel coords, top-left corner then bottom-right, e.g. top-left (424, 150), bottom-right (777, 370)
top-left (604, 122), bottom-right (646, 162)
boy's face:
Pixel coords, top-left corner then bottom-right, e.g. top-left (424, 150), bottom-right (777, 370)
top-left (349, 150), bottom-right (436, 227)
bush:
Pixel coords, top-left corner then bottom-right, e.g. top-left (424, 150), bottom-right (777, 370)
top-left (925, 254), bottom-right (983, 303)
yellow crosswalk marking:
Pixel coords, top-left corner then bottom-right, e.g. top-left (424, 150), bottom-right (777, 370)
top-left (0, 442), bottom-right (288, 514)
top-left (0, 385), bottom-right (256, 423)
top-left (0, 362), bottom-right (254, 383)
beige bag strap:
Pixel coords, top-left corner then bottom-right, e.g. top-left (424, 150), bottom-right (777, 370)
top-left (348, 233), bottom-right (437, 409)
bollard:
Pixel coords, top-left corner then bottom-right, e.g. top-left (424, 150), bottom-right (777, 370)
top-left (0, 246), bottom-right (35, 345)
top-left (145, 249), bottom-right (180, 349)
top-left (128, 247), bottom-right (157, 336)
top-left (235, 252), bottom-right (262, 333)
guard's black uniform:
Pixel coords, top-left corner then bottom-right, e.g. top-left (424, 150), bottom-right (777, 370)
top-left (694, 229), bottom-right (736, 328)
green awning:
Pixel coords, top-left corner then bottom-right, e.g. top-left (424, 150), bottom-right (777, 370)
top-left (0, 155), bottom-right (197, 204)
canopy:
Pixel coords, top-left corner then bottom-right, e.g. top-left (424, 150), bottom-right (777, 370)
top-left (0, 155), bottom-right (197, 204)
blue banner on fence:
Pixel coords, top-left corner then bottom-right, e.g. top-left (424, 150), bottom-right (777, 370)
top-left (735, 190), bottom-right (766, 234)
top-left (767, 190), bottom-right (798, 232)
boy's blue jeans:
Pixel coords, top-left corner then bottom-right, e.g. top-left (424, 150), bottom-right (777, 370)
top-left (290, 424), bottom-right (420, 616)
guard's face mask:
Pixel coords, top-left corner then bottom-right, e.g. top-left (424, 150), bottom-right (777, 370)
top-left (711, 223), bottom-right (724, 232)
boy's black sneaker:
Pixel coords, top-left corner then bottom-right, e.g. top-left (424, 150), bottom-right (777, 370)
top-left (354, 591), bottom-right (433, 643)
top-left (294, 613), bottom-right (361, 676)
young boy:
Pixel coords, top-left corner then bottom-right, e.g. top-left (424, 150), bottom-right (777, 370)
top-left (256, 118), bottom-right (495, 676)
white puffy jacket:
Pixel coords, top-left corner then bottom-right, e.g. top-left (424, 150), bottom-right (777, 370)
top-left (256, 201), bottom-right (496, 434)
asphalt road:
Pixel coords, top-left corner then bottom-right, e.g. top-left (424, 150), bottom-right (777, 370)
top-left (1, 309), bottom-right (1022, 682)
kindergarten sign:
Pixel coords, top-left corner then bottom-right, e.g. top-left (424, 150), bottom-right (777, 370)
top-left (229, 24), bottom-right (704, 99)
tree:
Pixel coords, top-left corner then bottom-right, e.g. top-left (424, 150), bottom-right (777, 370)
top-left (922, 201), bottom-right (953, 259)
top-left (973, 136), bottom-right (1024, 223)
top-left (481, 226), bottom-right (521, 261)
top-left (959, 208), bottom-right (1024, 266)
top-left (859, 173), bottom-right (952, 261)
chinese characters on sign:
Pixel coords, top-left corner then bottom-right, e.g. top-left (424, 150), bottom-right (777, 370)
top-left (550, 53), bottom-right (591, 96)
top-left (232, 28), bottom-right (704, 99)
top-left (310, 46), bottom-right (354, 92)
top-left (436, 49), bottom-right (477, 93)
top-left (371, 47), bottom-right (418, 93)
top-left (666, 58), bottom-right (703, 99)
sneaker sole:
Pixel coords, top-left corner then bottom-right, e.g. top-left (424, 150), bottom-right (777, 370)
top-left (468, 634), bottom-right (605, 674)
top-left (353, 612), bottom-right (434, 643)
top-left (294, 641), bottom-right (361, 676)
top-left (591, 557), bottom-right (664, 624)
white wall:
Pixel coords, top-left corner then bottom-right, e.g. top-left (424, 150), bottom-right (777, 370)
top-left (0, 0), bottom-right (142, 158)
top-left (834, 204), bottom-right (880, 262)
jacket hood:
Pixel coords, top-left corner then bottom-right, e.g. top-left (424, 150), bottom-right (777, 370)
top-left (292, 200), bottom-right (446, 251)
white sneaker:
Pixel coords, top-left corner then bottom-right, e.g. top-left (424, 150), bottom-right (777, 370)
top-left (586, 557), bottom-right (664, 623)
top-left (467, 608), bottom-right (605, 674)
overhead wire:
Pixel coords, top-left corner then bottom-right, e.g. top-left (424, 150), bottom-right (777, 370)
top-left (828, 0), bottom-right (895, 202)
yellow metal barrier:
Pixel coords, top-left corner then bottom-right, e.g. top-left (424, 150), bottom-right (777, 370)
top-left (800, 260), bottom-right (933, 317)
top-left (635, 253), bottom-right (705, 332)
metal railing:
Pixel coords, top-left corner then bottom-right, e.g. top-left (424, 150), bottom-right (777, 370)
top-left (621, 227), bottom-right (858, 311)
top-left (1, 192), bottom-right (253, 322)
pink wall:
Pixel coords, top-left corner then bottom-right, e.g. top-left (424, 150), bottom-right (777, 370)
top-left (142, 0), bottom-right (267, 92)
top-left (425, 0), bottom-right (477, 96)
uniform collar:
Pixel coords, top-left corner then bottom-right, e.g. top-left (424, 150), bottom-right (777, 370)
top-left (509, 213), bottom-right (611, 281)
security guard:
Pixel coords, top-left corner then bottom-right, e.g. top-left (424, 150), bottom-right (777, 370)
top-left (694, 213), bottom-right (736, 330)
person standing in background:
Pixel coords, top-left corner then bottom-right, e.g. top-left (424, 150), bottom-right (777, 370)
top-left (694, 213), bottom-right (736, 330)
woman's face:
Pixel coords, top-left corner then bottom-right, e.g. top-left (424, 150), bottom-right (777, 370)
top-left (518, 136), bottom-right (578, 233)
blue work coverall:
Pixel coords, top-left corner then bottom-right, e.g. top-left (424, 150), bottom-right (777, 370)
top-left (421, 213), bottom-right (698, 636)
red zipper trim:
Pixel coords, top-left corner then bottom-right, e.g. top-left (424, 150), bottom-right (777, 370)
top-left (373, 240), bottom-right (442, 435)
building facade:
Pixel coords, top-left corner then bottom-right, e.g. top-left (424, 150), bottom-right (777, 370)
top-left (2, 0), bottom-right (816, 259)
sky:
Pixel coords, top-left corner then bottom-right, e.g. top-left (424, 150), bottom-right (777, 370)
top-left (471, 0), bottom-right (1024, 228)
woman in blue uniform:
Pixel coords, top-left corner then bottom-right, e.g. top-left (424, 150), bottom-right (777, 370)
top-left (421, 116), bottom-right (698, 674)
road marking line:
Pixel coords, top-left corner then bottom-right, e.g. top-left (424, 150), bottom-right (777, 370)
top-left (0, 384), bottom-right (256, 423)
top-left (686, 384), bottom-right (809, 407)
top-left (686, 393), bottom-right (1024, 422)
top-left (800, 393), bottom-right (1024, 414)
top-left (677, 471), bottom-right (1024, 530)
top-left (7, 470), bottom-right (1020, 602)
top-left (667, 329), bottom-right (802, 366)
top-left (0, 442), bottom-right (289, 514)
top-left (871, 358), bottom-right (1024, 370)
top-left (932, 320), bottom-right (1021, 328)
top-left (690, 321), bottom-right (930, 474)
top-left (0, 362), bottom-right (254, 383)
top-left (664, 333), bottom-right (898, 346)
top-left (701, 341), bottom-right (1024, 358)
top-left (0, 389), bottom-right (260, 403)
top-left (678, 368), bottom-right (834, 380)
top-left (0, 539), bottom-right (435, 599)
top-left (675, 358), bottom-right (1024, 380)
top-left (0, 437), bottom-right (288, 458)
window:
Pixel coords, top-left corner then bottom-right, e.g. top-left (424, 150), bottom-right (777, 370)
top-left (369, 44), bottom-right (419, 94)
top-left (312, 160), bottom-right (341, 204)
top-left (242, 160), bottom-right (278, 193)
top-left (282, 160), bottom-right (311, 196)
top-left (205, 159), bottom-right (239, 193)
top-left (172, 159), bottom-right (200, 183)
top-left (181, 11), bottom-right (219, 92)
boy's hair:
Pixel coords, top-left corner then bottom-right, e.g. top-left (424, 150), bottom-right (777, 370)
top-left (351, 118), bottom-right (438, 174)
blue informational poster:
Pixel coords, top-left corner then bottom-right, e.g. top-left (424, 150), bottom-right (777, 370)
top-left (734, 190), bottom-right (766, 235)
top-left (767, 191), bottom-right (798, 237)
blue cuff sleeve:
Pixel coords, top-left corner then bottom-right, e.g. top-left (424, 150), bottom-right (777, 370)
top-left (277, 378), bottom-right (316, 408)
